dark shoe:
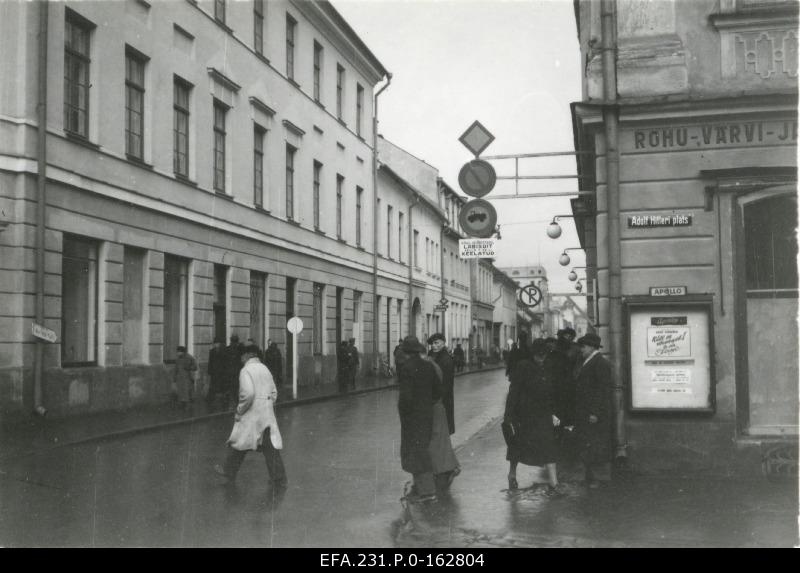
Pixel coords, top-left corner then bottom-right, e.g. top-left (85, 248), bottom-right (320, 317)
top-left (508, 476), bottom-right (519, 490)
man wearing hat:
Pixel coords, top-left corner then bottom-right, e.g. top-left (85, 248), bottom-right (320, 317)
top-left (173, 345), bottom-right (198, 409)
top-left (573, 332), bottom-right (613, 488)
top-left (550, 328), bottom-right (579, 433)
top-left (396, 335), bottom-right (439, 503)
top-left (428, 333), bottom-right (456, 435)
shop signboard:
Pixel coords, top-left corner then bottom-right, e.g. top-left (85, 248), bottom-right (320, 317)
top-left (627, 302), bottom-right (713, 411)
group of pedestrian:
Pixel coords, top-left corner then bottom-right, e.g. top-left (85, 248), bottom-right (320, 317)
top-left (336, 338), bottom-right (361, 393)
top-left (397, 334), bottom-right (460, 504)
top-left (503, 327), bottom-right (612, 493)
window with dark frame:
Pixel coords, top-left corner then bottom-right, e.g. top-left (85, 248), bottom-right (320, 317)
top-left (215, 0), bottom-right (226, 25)
top-left (173, 78), bottom-right (190, 177)
top-left (356, 186), bottom-right (363, 247)
top-left (163, 255), bottom-right (189, 363)
top-left (125, 48), bottom-right (146, 160)
top-left (414, 229), bottom-right (419, 267)
top-left (64, 10), bottom-right (92, 137)
top-left (61, 235), bottom-right (98, 366)
top-left (312, 283), bottom-right (324, 355)
top-left (286, 143), bottom-right (296, 219)
top-left (744, 194), bottom-right (799, 293)
top-left (398, 212), bottom-right (404, 263)
top-left (313, 41), bottom-right (323, 102)
top-left (313, 160), bottom-right (322, 229)
top-left (213, 100), bottom-right (227, 193)
top-left (336, 174), bottom-right (344, 239)
top-left (286, 14), bottom-right (296, 81)
top-left (250, 271), bottom-right (267, 350)
top-left (356, 83), bottom-right (364, 137)
top-left (254, 0), bottom-right (264, 55)
top-left (336, 64), bottom-right (345, 121)
top-left (387, 205), bottom-right (392, 258)
top-left (254, 125), bottom-right (266, 207)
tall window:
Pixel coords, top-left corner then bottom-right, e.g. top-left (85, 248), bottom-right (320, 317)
top-left (356, 186), bottom-right (363, 247)
top-left (163, 255), bottom-right (189, 363)
top-left (61, 235), bottom-right (98, 365)
top-left (286, 14), bottom-right (296, 80)
top-left (398, 212), bottom-right (404, 263)
top-left (745, 195), bottom-right (798, 291)
top-left (425, 238), bottom-right (430, 271)
top-left (123, 246), bottom-right (146, 365)
top-left (64, 10), bottom-right (92, 137)
top-left (213, 100), bottom-right (227, 193)
top-left (254, 0), bottom-right (264, 55)
top-left (213, 264), bottom-right (227, 345)
top-left (313, 283), bottom-right (324, 355)
top-left (286, 144), bottom-right (296, 219)
top-left (353, 290), bottom-right (362, 346)
top-left (313, 41), bottom-right (323, 102)
top-left (356, 83), bottom-right (364, 137)
top-left (413, 230), bottom-right (419, 267)
top-left (254, 125), bottom-right (266, 207)
top-left (125, 48), bottom-right (146, 160)
top-left (336, 174), bottom-right (344, 239)
top-left (387, 205), bottom-right (392, 258)
top-left (336, 64), bottom-right (345, 121)
top-left (250, 272), bottom-right (267, 349)
top-left (214, 0), bottom-right (226, 25)
top-left (173, 78), bottom-right (190, 177)
top-left (313, 161), bottom-right (322, 229)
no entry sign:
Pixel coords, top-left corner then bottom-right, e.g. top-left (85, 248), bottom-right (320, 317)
top-left (458, 159), bottom-right (496, 198)
top-left (458, 199), bottom-right (497, 238)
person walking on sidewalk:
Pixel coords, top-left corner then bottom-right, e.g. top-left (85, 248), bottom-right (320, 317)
top-left (206, 337), bottom-right (227, 406)
top-left (428, 333), bottom-right (456, 435)
top-left (397, 335), bottom-right (439, 503)
top-left (214, 344), bottom-right (287, 489)
top-left (574, 333), bottom-right (613, 489)
top-left (503, 339), bottom-right (564, 496)
top-left (346, 338), bottom-right (360, 390)
top-left (452, 344), bottom-right (465, 373)
top-left (225, 334), bottom-right (245, 407)
top-left (336, 341), bottom-right (351, 393)
top-left (173, 345), bottom-right (198, 409)
top-left (264, 340), bottom-right (284, 388)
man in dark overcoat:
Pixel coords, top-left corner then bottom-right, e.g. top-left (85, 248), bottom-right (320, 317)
top-left (225, 334), bottom-right (245, 406)
top-left (346, 338), bottom-right (360, 390)
top-left (505, 331), bottom-right (529, 378)
top-left (548, 328), bottom-right (579, 432)
top-left (428, 333), bottom-right (455, 435)
top-left (206, 337), bottom-right (227, 406)
top-left (264, 341), bottom-right (284, 387)
top-left (573, 333), bottom-right (613, 488)
top-left (397, 335), bottom-right (438, 503)
top-left (336, 341), bottom-right (350, 393)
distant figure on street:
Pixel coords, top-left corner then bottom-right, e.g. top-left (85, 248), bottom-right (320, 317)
top-left (428, 333), bottom-right (456, 435)
top-left (173, 345), bottom-right (198, 409)
top-left (337, 341), bottom-right (350, 393)
top-left (246, 337), bottom-right (264, 361)
top-left (214, 344), bottom-right (287, 490)
top-left (503, 339), bottom-right (564, 496)
top-left (506, 331), bottom-right (529, 378)
top-left (225, 334), bottom-right (245, 406)
top-left (264, 341), bottom-right (284, 387)
top-left (452, 344), bottom-right (466, 373)
top-left (573, 333), bottom-right (613, 489)
top-left (475, 346), bottom-right (485, 369)
top-left (346, 338), bottom-right (360, 390)
top-left (206, 337), bottom-right (227, 406)
top-left (396, 336), bottom-right (439, 503)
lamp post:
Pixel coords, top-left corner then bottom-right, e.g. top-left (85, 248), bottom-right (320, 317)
top-left (558, 247), bottom-right (584, 267)
top-left (546, 214), bottom-right (575, 239)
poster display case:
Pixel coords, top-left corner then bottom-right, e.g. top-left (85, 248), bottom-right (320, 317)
top-left (626, 299), bottom-right (715, 412)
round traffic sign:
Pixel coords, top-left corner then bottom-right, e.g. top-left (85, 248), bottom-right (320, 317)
top-left (458, 199), bottom-right (498, 238)
top-left (287, 317), bottom-right (304, 334)
top-left (518, 285), bottom-right (542, 308)
top-left (458, 159), bottom-right (497, 198)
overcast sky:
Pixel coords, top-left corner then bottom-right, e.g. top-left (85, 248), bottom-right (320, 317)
top-left (332, 0), bottom-right (588, 298)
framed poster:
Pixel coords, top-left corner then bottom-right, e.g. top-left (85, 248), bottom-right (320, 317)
top-left (627, 300), bottom-right (714, 412)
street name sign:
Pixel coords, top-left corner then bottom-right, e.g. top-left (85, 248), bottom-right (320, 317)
top-left (459, 238), bottom-right (497, 259)
top-left (458, 120), bottom-right (495, 157)
top-left (650, 286), bottom-right (688, 296)
top-left (32, 322), bottom-right (57, 343)
top-left (518, 285), bottom-right (542, 308)
top-left (433, 304), bottom-right (448, 312)
top-left (628, 214), bottom-right (692, 228)
top-left (458, 159), bottom-right (496, 197)
top-left (458, 199), bottom-right (497, 238)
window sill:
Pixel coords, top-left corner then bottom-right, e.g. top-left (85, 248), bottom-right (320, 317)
top-left (255, 52), bottom-right (270, 66)
top-left (356, 246), bottom-right (366, 252)
top-left (337, 118), bottom-right (347, 127)
top-left (314, 100), bottom-right (325, 110)
top-left (214, 191), bottom-right (234, 201)
top-left (287, 218), bottom-right (302, 227)
top-left (337, 237), bottom-right (346, 244)
top-left (288, 78), bottom-right (301, 89)
top-left (356, 134), bottom-right (365, 143)
top-left (126, 154), bottom-right (153, 169)
top-left (64, 131), bottom-right (100, 150)
top-left (255, 204), bottom-right (270, 214)
top-left (174, 173), bottom-right (197, 187)
top-left (214, 19), bottom-right (233, 35)
top-left (314, 227), bottom-right (326, 236)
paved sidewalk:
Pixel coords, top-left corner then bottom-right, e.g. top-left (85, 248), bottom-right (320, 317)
top-left (0, 364), bottom-right (505, 462)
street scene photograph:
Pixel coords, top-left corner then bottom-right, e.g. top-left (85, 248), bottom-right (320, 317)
top-left (0, 0), bottom-right (798, 549)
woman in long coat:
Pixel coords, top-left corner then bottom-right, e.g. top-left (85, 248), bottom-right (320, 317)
top-left (503, 339), bottom-right (563, 494)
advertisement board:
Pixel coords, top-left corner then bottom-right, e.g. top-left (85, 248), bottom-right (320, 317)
top-left (628, 302), bottom-right (713, 411)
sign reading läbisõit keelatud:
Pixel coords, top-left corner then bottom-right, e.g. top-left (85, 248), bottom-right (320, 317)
top-left (628, 214), bottom-right (692, 228)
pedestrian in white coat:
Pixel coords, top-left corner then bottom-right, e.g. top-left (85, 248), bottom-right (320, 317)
top-left (214, 344), bottom-right (287, 488)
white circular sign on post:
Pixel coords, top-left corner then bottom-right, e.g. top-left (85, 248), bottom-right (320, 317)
top-left (287, 317), bottom-right (304, 334)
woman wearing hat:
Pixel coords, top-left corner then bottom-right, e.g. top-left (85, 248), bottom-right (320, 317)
top-left (574, 333), bottom-right (613, 488)
top-left (503, 339), bottom-right (564, 495)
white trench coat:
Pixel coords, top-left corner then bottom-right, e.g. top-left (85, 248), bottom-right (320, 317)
top-left (227, 357), bottom-right (283, 451)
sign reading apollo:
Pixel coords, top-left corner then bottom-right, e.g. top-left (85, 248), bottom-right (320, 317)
top-left (627, 119), bottom-right (797, 152)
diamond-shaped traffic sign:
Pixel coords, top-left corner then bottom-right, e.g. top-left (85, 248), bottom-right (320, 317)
top-left (458, 120), bottom-right (495, 157)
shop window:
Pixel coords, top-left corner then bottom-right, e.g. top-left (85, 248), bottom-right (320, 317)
top-left (163, 255), bottom-right (189, 363)
top-left (744, 194), bottom-right (798, 293)
top-left (61, 235), bottom-right (98, 366)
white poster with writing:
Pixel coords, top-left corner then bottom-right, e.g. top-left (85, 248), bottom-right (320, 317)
top-left (647, 327), bottom-right (691, 358)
